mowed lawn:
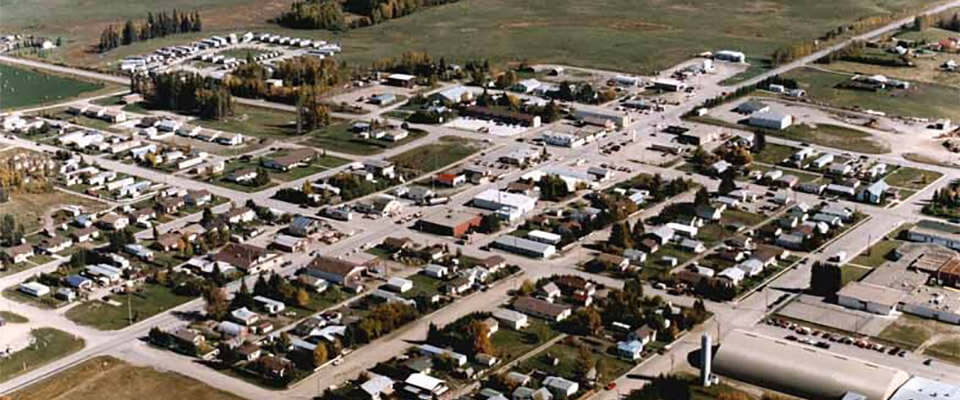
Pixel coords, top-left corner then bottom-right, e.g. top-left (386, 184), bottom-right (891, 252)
top-left (7, 356), bottom-right (246, 400)
top-left (884, 166), bottom-right (942, 190)
top-left (333, 0), bottom-right (938, 74)
top-left (0, 328), bottom-right (84, 383)
top-left (0, 63), bottom-right (105, 110)
top-left (305, 122), bottom-right (428, 156)
top-left (194, 104), bottom-right (301, 139)
top-left (65, 284), bottom-right (195, 330)
top-left (782, 67), bottom-right (960, 120)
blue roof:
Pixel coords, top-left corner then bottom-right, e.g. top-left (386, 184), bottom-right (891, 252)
top-left (617, 340), bottom-right (643, 352)
top-left (65, 275), bottom-right (90, 288)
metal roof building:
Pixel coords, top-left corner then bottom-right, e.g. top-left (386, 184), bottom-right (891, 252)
top-left (889, 377), bottom-right (960, 400)
top-left (712, 330), bottom-right (910, 400)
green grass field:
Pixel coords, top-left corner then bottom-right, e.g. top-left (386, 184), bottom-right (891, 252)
top-left (783, 67), bottom-right (960, 120)
top-left (330, 0), bottom-right (939, 74)
top-left (840, 265), bottom-right (870, 286)
top-left (0, 328), bottom-right (84, 383)
top-left (65, 284), bottom-right (194, 330)
top-left (194, 104), bottom-right (300, 138)
top-left (925, 337), bottom-right (960, 365)
top-left (849, 239), bottom-right (902, 268)
top-left (0, 63), bottom-right (105, 110)
top-left (783, 122), bottom-right (889, 154)
top-left (884, 166), bottom-right (942, 190)
top-left (519, 340), bottom-right (634, 383)
top-left (387, 136), bottom-right (480, 176)
top-left (0, 311), bottom-right (28, 323)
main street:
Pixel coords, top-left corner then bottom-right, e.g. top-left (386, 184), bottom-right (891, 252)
top-left (3, 1), bottom-right (960, 396)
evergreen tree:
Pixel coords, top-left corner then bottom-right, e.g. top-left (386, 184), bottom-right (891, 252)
top-left (609, 221), bottom-right (634, 249)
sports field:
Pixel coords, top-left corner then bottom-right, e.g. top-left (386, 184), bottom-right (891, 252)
top-left (0, 64), bottom-right (105, 110)
top-left (1, 0), bottom-right (944, 74)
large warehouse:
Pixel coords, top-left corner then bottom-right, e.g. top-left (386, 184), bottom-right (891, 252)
top-left (712, 330), bottom-right (910, 400)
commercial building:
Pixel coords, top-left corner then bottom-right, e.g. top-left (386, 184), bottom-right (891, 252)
top-left (492, 235), bottom-right (556, 259)
top-left (472, 189), bottom-right (537, 216)
top-left (837, 282), bottom-right (904, 316)
top-left (415, 210), bottom-right (482, 238)
top-left (572, 109), bottom-right (630, 128)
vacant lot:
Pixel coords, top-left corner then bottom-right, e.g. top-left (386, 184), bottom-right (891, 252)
top-left (925, 337), bottom-right (960, 365)
top-left (884, 166), bottom-right (942, 190)
top-left (194, 104), bottom-right (300, 139)
top-left (65, 284), bottom-right (195, 330)
top-left (519, 339), bottom-right (634, 382)
top-left (781, 122), bottom-right (889, 154)
top-left (0, 63), bottom-right (105, 110)
top-left (387, 136), bottom-right (481, 177)
top-left (876, 314), bottom-right (960, 350)
top-left (8, 355), bottom-right (245, 400)
top-left (0, 190), bottom-right (107, 234)
top-left (782, 67), bottom-right (960, 120)
top-left (0, 328), bottom-right (84, 383)
top-left (850, 238), bottom-right (902, 268)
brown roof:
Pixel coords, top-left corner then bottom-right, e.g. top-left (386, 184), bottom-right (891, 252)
top-left (513, 296), bottom-right (570, 318)
top-left (307, 255), bottom-right (364, 278)
top-left (215, 243), bottom-right (267, 270)
top-left (938, 257), bottom-right (960, 279)
top-left (237, 343), bottom-right (261, 356)
top-left (271, 148), bottom-right (315, 168)
top-left (481, 255), bottom-right (506, 268)
top-left (225, 207), bottom-right (253, 219)
top-left (157, 233), bottom-right (182, 249)
top-left (382, 237), bottom-right (413, 249)
top-left (753, 244), bottom-right (783, 262)
top-left (4, 243), bottom-right (33, 257)
top-left (72, 226), bottom-right (99, 238)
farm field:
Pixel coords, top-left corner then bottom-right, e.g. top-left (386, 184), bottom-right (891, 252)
top-left (2, 0), bottom-right (946, 74)
top-left (0, 328), bottom-right (85, 383)
top-left (6, 356), bottom-right (246, 400)
top-left (781, 67), bottom-right (960, 120)
top-left (0, 63), bottom-right (106, 110)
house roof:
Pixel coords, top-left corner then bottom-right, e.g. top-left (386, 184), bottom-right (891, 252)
top-left (307, 255), bottom-right (365, 278)
top-left (513, 296), bottom-right (570, 318)
top-left (214, 243), bottom-right (267, 269)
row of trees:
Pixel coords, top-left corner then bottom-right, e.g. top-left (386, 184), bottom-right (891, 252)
top-left (98, 10), bottom-right (202, 52)
top-left (914, 11), bottom-right (960, 32)
top-left (0, 214), bottom-right (26, 246)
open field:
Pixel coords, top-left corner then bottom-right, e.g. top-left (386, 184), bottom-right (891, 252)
top-left (782, 67), bottom-right (960, 120)
top-left (0, 328), bottom-right (84, 383)
top-left (193, 104), bottom-right (300, 139)
top-left (884, 166), bottom-right (943, 190)
top-left (783, 122), bottom-right (889, 154)
top-left (0, 190), bottom-right (108, 234)
top-left (0, 63), bottom-right (106, 110)
top-left (0, 311), bottom-right (29, 323)
top-left (7, 355), bottom-right (246, 400)
top-left (387, 136), bottom-right (481, 176)
top-left (332, 0), bottom-right (943, 74)
top-left (2, 0), bottom-right (945, 74)
top-left (65, 284), bottom-right (195, 330)
top-left (518, 339), bottom-right (634, 383)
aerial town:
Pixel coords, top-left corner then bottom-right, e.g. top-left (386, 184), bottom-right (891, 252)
top-left (0, 1), bottom-right (958, 400)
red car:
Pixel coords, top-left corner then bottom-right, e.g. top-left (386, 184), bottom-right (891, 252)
top-left (605, 382), bottom-right (617, 391)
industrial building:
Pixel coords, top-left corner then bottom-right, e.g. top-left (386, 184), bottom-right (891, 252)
top-left (748, 111), bottom-right (793, 130)
top-left (712, 330), bottom-right (910, 400)
top-left (472, 189), bottom-right (537, 217)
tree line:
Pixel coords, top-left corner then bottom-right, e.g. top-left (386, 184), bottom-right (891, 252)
top-left (98, 9), bottom-right (202, 53)
top-left (277, 0), bottom-right (460, 30)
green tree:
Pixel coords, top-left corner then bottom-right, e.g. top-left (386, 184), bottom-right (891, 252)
top-left (718, 174), bottom-right (737, 195)
top-left (694, 187), bottom-right (710, 207)
top-left (810, 262), bottom-right (842, 296)
top-left (609, 221), bottom-right (634, 249)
